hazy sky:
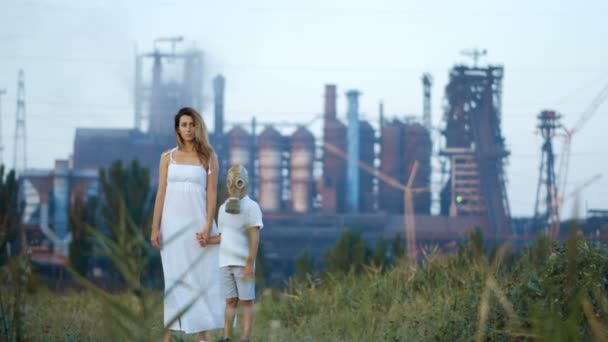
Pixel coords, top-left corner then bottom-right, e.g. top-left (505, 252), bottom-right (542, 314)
top-left (1, 0), bottom-right (607, 217)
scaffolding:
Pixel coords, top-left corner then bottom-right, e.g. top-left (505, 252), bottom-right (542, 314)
top-left (440, 62), bottom-right (511, 234)
top-left (134, 37), bottom-right (204, 133)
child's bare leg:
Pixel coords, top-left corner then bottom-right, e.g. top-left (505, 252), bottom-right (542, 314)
top-left (241, 300), bottom-right (254, 340)
top-left (224, 297), bottom-right (239, 339)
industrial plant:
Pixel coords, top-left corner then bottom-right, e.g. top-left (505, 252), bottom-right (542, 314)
top-left (8, 38), bottom-right (607, 280)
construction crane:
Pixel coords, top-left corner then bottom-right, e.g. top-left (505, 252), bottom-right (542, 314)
top-left (556, 82), bottom-right (608, 218)
top-left (559, 173), bottom-right (602, 219)
top-left (323, 141), bottom-right (428, 262)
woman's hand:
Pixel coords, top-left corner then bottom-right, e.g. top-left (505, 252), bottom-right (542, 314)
top-left (202, 226), bottom-right (211, 242)
top-left (150, 228), bottom-right (161, 250)
top-left (196, 231), bottom-right (208, 247)
top-left (196, 222), bottom-right (213, 247)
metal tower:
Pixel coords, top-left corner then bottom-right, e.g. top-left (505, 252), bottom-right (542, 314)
top-left (0, 88), bottom-right (6, 165)
top-left (533, 110), bottom-right (561, 238)
top-left (440, 60), bottom-right (511, 235)
top-left (461, 48), bottom-right (487, 68)
top-left (14, 70), bottom-right (26, 174)
top-left (134, 37), bottom-right (204, 134)
top-left (213, 74), bottom-right (225, 136)
top-left (422, 73), bottom-right (432, 131)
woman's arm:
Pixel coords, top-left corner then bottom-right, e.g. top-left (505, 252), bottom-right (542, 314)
top-left (203, 153), bottom-right (219, 240)
top-left (150, 152), bottom-right (170, 249)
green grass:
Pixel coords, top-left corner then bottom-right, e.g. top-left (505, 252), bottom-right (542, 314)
top-left (23, 289), bottom-right (230, 341)
top-left (25, 289), bottom-right (112, 341)
top-left (20, 236), bottom-right (608, 341)
top-left (253, 234), bottom-right (608, 341)
top-left (10, 216), bottom-right (607, 342)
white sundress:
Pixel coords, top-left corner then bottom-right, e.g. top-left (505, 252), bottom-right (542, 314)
top-left (160, 147), bottom-right (224, 333)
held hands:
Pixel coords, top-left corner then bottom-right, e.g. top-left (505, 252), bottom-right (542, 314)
top-left (150, 228), bottom-right (161, 250)
top-left (196, 228), bottom-right (211, 247)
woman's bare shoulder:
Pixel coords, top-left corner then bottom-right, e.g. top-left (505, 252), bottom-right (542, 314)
top-left (159, 149), bottom-right (174, 163)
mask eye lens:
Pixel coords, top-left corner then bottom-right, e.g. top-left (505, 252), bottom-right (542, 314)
top-left (236, 179), bottom-right (244, 188)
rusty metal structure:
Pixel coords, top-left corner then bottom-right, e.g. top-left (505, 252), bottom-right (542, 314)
top-left (226, 125), bottom-right (252, 169)
top-left (21, 160), bottom-right (97, 257)
top-left (378, 119), bottom-right (431, 215)
top-left (440, 62), bottom-right (511, 234)
top-left (135, 36), bottom-right (203, 134)
top-left (359, 120), bottom-right (375, 212)
top-left (533, 110), bottom-right (561, 237)
top-left (258, 126), bottom-right (285, 212)
top-left (321, 84), bottom-right (347, 213)
top-left (27, 46), bottom-right (528, 282)
top-left (379, 119), bottom-right (405, 213)
top-left (404, 122), bottom-right (432, 214)
top-left (73, 38), bottom-right (207, 184)
top-left (290, 126), bottom-right (315, 213)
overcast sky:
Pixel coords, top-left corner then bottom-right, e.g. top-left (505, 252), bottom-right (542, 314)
top-left (1, 0), bottom-right (607, 217)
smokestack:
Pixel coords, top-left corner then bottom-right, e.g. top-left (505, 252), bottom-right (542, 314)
top-left (213, 74), bottom-right (225, 136)
top-left (346, 90), bottom-right (361, 213)
top-left (379, 100), bottom-right (385, 128)
top-left (422, 73), bottom-right (432, 131)
top-left (148, 53), bottom-right (164, 135)
top-left (324, 84), bottom-right (337, 120)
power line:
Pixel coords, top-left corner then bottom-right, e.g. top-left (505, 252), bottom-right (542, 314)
top-left (552, 73), bottom-right (608, 106)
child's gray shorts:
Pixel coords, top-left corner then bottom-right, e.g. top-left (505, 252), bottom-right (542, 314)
top-left (221, 266), bottom-right (255, 300)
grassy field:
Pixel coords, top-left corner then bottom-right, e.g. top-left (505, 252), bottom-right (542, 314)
top-left (0, 230), bottom-right (608, 341)
top-left (16, 235), bottom-right (608, 341)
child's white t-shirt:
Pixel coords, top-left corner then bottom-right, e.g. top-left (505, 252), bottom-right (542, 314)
top-left (218, 195), bottom-right (264, 268)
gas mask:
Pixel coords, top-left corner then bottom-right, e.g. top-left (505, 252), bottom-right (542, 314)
top-left (225, 165), bottom-right (249, 214)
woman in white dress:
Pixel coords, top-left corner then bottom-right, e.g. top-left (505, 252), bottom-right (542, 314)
top-left (150, 107), bottom-right (224, 342)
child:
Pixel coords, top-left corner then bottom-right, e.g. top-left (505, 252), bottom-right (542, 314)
top-left (215, 165), bottom-right (263, 342)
